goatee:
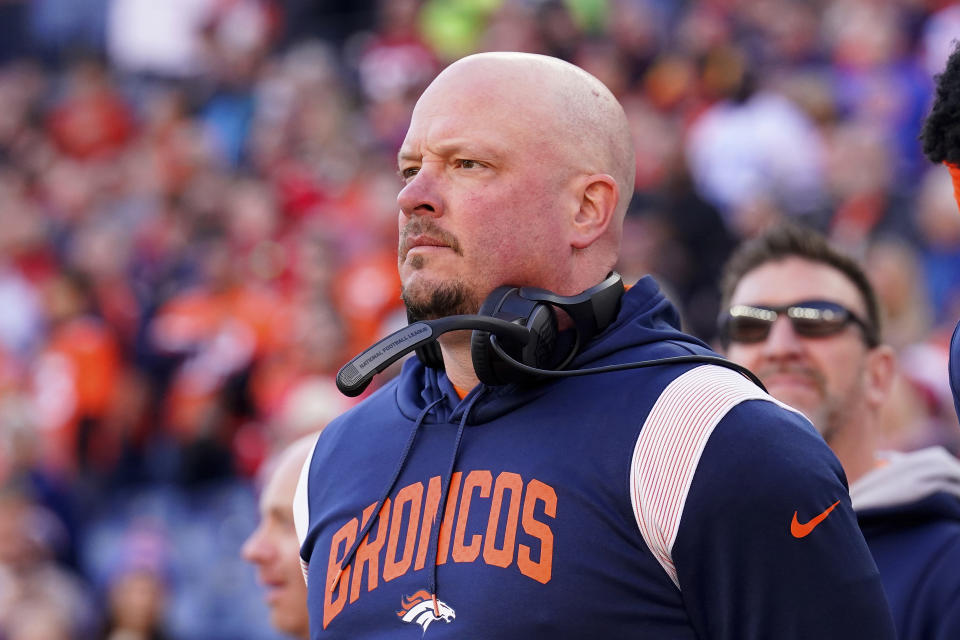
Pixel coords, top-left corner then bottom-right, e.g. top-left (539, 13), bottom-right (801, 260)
top-left (403, 282), bottom-right (478, 321)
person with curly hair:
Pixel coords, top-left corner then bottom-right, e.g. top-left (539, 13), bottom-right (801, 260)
top-left (920, 41), bottom-right (960, 426)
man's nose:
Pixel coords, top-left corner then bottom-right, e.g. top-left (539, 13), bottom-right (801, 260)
top-left (760, 316), bottom-right (805, 358)
top-left (241, 527), bottom-right (272, 564)
top-left (398, 166), bottom-right (442, 219)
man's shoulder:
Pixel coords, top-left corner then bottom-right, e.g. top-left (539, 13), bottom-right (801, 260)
top-left (617, 361), bottom-right (817, 465)
top-left (639, 363), bottom-right (832, 485)
top-left (310, 378), bottom-right (406, 456)
top-left (645, 362), bottom-right (808, 430)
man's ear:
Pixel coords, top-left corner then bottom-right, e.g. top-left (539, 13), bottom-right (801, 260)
top-left (570, 173), bottom-right (618, 249)
top-left (865, 344), bottom-right (896, 409)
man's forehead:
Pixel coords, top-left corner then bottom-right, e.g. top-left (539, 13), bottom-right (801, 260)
top-left (398, 132), bottom-right (507, 162)
top-left (409, 60), bottom-right (565, 132)
top-left (259, 453), bottom-right (306, 510)
top-left (259, 475), bottom-right (296, 517)
top-left (732, 258), bottom-right (867, 312)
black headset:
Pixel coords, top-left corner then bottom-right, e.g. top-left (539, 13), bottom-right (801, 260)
top-left (335, 272), bottom-right (765, 397)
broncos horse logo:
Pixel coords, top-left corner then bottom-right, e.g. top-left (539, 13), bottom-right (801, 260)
top-left (397, 590), bottom-right (456, 632)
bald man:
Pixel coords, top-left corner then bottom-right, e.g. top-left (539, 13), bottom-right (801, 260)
top-left (294, 53), bottom-right (893, 638)
top-left (244, 435), bottom-right (318, 639)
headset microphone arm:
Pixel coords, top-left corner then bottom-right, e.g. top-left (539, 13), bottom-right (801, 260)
top-left (336, 315), bottom-right (531, 397)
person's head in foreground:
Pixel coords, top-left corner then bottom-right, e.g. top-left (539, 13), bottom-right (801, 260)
top-left (719, 224), bottom-right (896, 483)
top-left (243, 435), bottom-right (318, 639)
top-left (920, 40), bottom-right (960, 423)
top-left (396, 52), bottom-right (634, 382)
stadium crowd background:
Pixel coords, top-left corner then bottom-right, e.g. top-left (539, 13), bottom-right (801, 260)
top-left (0, 0), bottom-right (959, 637)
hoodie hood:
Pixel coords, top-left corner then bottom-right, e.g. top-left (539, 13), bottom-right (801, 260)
top-left (851, 446), bottom-right (960, 523)
top-left (394, 276), bottom-right (712, 425)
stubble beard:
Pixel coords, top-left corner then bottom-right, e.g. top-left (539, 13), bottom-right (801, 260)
top-left (399, 220), bottom-right (480, 320)
top-left (402, 275), bottom-right (480, 321)
top-left (818, 381), bottom-right (865, 447)
top-left (797, 368), bottom-right (866, 448)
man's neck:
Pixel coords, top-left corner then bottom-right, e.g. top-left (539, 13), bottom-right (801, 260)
top-left (437, 332), bottom-right (481, 393)
top-left (829, 420), bottom-right (878, 486)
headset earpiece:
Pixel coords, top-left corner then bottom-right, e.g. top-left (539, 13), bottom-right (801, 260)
top-left (415, 341), bottom-right (445, 370)
top-left (414, 273), bottom-right (624, 382)
top-left (471, 286), bottom-right (559, 386)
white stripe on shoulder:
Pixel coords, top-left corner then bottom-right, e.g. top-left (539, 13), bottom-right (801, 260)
top-left (630, 364), bottom-right (795, 589)
top-left (293, 432), bottom-right (322, 585)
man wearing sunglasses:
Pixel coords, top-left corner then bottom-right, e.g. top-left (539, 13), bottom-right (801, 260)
top-left (719, 224), bottom-right (960, 639)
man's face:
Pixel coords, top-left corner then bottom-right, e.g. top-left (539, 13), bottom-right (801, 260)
top-left (242, 457), bottom-right (309, 638)
top-left (396, 67), bottom-right (578, 320)
top-left (724, 257), bottom-right (873, 442)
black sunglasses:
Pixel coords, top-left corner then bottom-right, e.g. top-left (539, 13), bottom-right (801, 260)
top-left (719, 300), bottom-right (878, 347)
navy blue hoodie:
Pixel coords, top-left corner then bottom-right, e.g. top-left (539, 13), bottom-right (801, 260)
top-left (294, 277), bottom-right (894, 639)
top-left (853, 446), bottom-right (960, 639)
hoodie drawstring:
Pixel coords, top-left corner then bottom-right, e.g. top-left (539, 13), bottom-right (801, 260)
top-left (330, 396), bottom-right (443, 592)
top-left (427, 389), bottom-right (484, 616)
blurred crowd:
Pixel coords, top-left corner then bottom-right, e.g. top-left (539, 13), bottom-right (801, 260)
top-left (0, 0), bottom-right (959, 637)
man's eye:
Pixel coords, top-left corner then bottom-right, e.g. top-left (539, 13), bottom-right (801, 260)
top-left (458, 159), bottom-right (482, 169)
top-left (399, 167), bottom-right (419, 181)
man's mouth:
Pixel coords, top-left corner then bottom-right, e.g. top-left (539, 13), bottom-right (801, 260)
top-left (263, 579), bottom-right (287, 602)
top-left (399, 222), bottom-right (461, 260)
top-left (404, 236), bottom-right (449, 253)
top-left (759, 367), bottom-right (824, 395)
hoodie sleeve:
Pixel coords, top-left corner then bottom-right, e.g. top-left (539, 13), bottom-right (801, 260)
top-left (631, 365), bottom-right (895, 639)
